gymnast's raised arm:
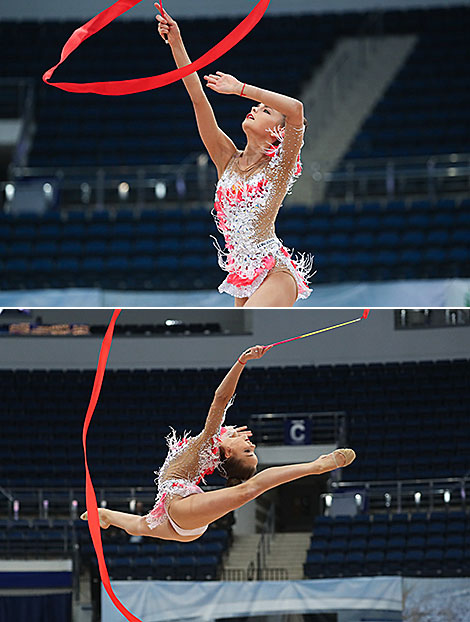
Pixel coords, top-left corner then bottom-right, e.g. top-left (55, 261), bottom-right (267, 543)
top-left (203, 345), bottom-right (272, 438)
top-left (155, 5), bottom-right (237, 178)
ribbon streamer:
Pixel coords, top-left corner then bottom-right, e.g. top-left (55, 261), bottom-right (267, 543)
top-left (269, 309), bottom-right (370, 347)
top-left (82, 309), bottom-right (146, 622)
top-left (43, 0), bottom-right (271, 95)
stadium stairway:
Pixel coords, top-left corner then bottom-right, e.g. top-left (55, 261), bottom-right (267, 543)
top-left (222, 532), bottom-right (312, 580)
top-left (295, 34), bottom-right (417, 205)
top-left (264, 533), bottom-right (312, 580)
top-left (222, 533), bottom-right (260, 578)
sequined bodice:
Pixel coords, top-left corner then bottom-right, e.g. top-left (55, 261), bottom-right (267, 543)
top-left (158, 427), bottom-right (223, 487)
top-left (212, 121), bottom-right (305, 252)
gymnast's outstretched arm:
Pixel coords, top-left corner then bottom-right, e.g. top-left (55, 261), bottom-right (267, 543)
top-left (203, 345), bottom-right (272, 438)
top-left (155, 5), bottom-right (237, 178)
top-left (204, 72), bottom-right (304, 128)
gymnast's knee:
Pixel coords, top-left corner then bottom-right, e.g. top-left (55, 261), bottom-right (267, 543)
top-left (237, 479), bottom-right (260, 505)
top-left (126, 515), bottom-right (147, 537)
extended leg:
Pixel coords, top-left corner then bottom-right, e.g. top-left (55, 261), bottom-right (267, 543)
top-left (81, 508), bottom-right (150, 536)
top-left (169, 449), bottom-right (354, 531)
top-left (244, 272), bottom-right (297, 307)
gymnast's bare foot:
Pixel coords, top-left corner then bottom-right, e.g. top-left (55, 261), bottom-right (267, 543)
top-left (314, 448), bottom-right (356, 474)
top-left (80, 508), bottom-right (110, 529)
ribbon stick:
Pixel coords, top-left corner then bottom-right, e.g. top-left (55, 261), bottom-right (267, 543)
top-left (43, 0), bottom-right (271, 95)
top-left (269, 309), bottom-right (370, 348)
top-left (82, 309), bottom-right (146, 622)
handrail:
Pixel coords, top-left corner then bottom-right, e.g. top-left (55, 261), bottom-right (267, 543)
top-left (256, 502), bottom-right (275, 580)
top-left (0, 487), bottom-right (15, 503)
top-left (316, 152), bottom-right (470, 201)
top-left (325, 475), bottom-right (469, 513)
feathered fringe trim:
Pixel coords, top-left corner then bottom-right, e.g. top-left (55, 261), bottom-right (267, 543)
top-left (218, 268), bottom-right (270, 299)
top-left (218, 246), bottom-right (315, 301)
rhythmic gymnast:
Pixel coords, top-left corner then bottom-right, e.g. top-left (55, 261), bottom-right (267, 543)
top-left (155, 6), bottom-right (315, 307)
top-left (81, 345), bottom-right (355, 541)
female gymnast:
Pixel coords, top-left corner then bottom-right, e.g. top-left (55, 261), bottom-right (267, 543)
top-left (154, 6), bottom-right (315, 307)
top-left (81, 345), bottom-right (355, 542)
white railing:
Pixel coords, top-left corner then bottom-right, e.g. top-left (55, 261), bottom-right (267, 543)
top-left (316, 152), bottom-right (470, 202)
top-left (323, 475), bottom-right (469, 514)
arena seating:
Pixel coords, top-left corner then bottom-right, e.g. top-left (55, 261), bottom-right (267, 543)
top-left (2, 8), bottom-right (468, 168)
top-left (1, 358), bottom-right (468, 491)
top-left (1, 196), bottom-right (469, 290)
top-left (304, 511), bottom-right (470, 578)
top-left (0, 15), bottom-right (335, 168)
top-left (2, 7), bottom-right (470, 289)
top-left (83, 524), bottom-right (231, 581)
top-left (2, 358), bottom-right (468, 582)
top-left (344, 9), bottom-right (470, 160)
top-left (0, 517), bottom-right (231, 581)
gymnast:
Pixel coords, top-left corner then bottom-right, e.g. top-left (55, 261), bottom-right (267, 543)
top-left (154, 5), bottom-right (315, 307)
top-left (81, 345), bottom-right (355, 541)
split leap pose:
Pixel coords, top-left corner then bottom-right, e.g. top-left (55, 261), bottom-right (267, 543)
top-left (81, 346), bottom-right (356, 541)
top-left (155, 6), bottom-right (315, 307)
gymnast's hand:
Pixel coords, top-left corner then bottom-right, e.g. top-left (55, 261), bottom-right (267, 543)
top-left (155, 4), bottom-right (180, 45)
top-left (239, 344), bottom-right (272, 364)
top-left (204, 71), bottom-right (243, 95)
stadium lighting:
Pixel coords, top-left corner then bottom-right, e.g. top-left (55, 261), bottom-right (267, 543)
top-left (165, 319), bottom-right (182, 326)
top-left (324, 494), bottom-right (333, 508)
top-left (414, 491), bottom-right (422, 507)
top-left (100, 500), bottom-right (108, 508)
top-left (354, 493), bottom-right (362, 507)
top-left (71, 499), bottom-right (78, 519)
top-left (129, 499), bottom-right (136, 512)
top-left (118, 181), bottom-right (130, 200)
top-left (5, 183), bottom-right (15, 201)
top-left (155, 181), bottom-right (166, 199)
top-left (384, 493), bottom-right (392, 509)
top-left (444, 490), bottom-right (451, 504)
top-left (13, 499), bottom-right (19, 520)
top-left (43, 499), bottom-right (49, 519)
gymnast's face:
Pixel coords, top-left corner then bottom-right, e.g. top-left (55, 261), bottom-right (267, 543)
top-left (242, 102), bottom-right (285, 144)
top-left (222, 434), bottom-right (258, 468)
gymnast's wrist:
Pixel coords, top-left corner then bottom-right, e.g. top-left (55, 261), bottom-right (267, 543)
top-left (237, 355), bottom-right (247, 365)
top-left (239, 81), bottom-right (248, 97)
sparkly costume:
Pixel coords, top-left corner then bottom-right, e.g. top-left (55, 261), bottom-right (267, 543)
top-left (212, 121), bottom-right (315, 300)
top-left (145, 402), bottom-right (235, 532)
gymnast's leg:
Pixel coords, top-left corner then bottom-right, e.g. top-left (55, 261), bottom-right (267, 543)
top-left (80, 508), bottom-right (174, 539)
top-left (243, 272), bottom-right (297, 307)
top-left (169, 449), bottom-right (355, 531)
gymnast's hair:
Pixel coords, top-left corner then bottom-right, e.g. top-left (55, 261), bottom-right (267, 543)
top-left (217, 446), bottom-right (257, 487)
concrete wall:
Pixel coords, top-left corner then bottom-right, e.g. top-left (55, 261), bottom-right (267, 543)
top-left (1, 0), bottom-right (469, 21)
top-left (0, 309), bottom-right (468, 369)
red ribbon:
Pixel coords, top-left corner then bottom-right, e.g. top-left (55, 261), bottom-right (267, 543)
top-left (43, 0), bottom-right (271, 95)
top-left (82, 309), bottom-right (145, 622)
